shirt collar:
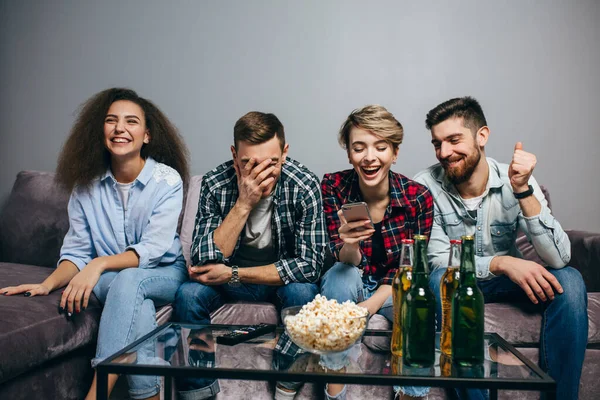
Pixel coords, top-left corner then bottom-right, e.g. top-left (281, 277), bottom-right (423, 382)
top-left (434, 157), bottom-right (504, 195)
top-left (486, 158), bottom-right (504, 189)
top-left (343, 169), bottom-right (411, 209)
top-left (101, 157), bottom-right (155, 186)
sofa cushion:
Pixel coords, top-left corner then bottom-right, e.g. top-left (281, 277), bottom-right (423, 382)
top-left (485, 293), bottom-right (600, 346)
top-left (0, 262), bottom-right (101, 383)
top-left (0, 171), bottom-right (70, 268)
top-left (567, 229), bottom-right (600, 292)
top-left (210, 301), bottom-right (279, 325)
top-left (180, 175), bottom-right (203, 265)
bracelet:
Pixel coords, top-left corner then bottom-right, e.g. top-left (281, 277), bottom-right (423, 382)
top-left (513, 184), bottom-right (534, 199)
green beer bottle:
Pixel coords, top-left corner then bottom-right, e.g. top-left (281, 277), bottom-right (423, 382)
top-left (402, 234), bottom-right (436, 367)
top-left (452, 235), bottom-right (485, 366)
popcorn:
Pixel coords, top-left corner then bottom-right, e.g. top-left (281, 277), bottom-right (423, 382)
top-left (284, 294), bottom-right (368, 352)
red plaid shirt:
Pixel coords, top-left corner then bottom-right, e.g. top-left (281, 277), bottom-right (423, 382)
top-left (321, 169), bottom-right (434, 286)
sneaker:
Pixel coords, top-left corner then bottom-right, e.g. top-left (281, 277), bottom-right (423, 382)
top-left (274, 385), bottom-right (297, 400)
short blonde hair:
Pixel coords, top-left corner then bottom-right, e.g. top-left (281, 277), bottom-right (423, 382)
top-left (338, 105), bottom-right (404, 150)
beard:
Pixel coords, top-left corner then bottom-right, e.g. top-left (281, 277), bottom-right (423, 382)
top-left (442, 149), bottom-right (481, 185)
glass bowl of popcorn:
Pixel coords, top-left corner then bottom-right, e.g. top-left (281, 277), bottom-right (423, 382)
top-left (281, 295), bottom-right (369, 355)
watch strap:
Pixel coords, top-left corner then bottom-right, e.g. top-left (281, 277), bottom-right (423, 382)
top-left (229, 265), bottom-right (241, 286)
top-left (513, 184), bottom-right (534, 199)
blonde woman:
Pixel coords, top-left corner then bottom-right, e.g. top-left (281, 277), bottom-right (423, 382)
top-left (320, 105), bottom-right (433, 400)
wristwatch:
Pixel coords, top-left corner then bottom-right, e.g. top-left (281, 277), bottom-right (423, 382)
top-left (513, 184), bottom-right (534, 199)
top-left (228, 265), bottom-right (241, 287)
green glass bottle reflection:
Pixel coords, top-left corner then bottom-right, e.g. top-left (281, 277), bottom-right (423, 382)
top-left (402, 234), bottom-right (435, 367)
top-left (452, 235), bottom-right (485, 366)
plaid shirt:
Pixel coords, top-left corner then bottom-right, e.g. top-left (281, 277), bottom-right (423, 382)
top-left (191, 157), bottom-right (326, 284)
top-left (321, 169), bottom-right (434, 286)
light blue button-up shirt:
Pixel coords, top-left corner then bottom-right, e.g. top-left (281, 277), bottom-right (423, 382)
top-left (59, 157), bottom-right (185, 270)
top-left (414, 157), bottom-right (570, 280)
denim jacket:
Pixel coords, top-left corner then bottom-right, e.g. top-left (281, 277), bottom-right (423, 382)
top-left (414, 157), bottom-right (570, 280)
top-left (59, 157), bottom-right (185, 270)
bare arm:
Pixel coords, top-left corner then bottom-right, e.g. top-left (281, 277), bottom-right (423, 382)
top-left (337, 210), bottom-right (374, 266)
top-left (489, 255), bottom-right (563, 304)
top-left (238, 264), bottom-right (284, 285)
top-left (509, 142), bottom-right (569, 267)
top-left (42, 260), bottom-right (80, 291)
top-left (189, 262), bottom-right (284, 286)
top-left (1, 260), bottom-right (79, 296)
top-left (359, 284), bottom-right (392, 316)
top-left (339, 242), bottom-right (363, 266)
top-left (1, 250), bottom-right (139, 305)
top-left (212, 158), bottom-right (277, 258)
top-left (92, 250), bottom-right (140, 271)
top-left (516, 189), bottom-right (541, 217)
top-left (212, 202), bottom-right (252, 258)
top-left (60, 250), bottom-right (140, 314)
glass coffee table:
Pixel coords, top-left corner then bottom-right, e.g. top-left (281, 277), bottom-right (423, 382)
top-left (97, 323), bottom-right (556, 400)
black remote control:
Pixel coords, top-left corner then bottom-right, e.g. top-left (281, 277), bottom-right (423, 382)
top-left (216, 323), bottom-right (276, 346)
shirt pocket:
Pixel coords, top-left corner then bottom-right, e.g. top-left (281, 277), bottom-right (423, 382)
top-left (490, 222), bottom-right (517, 253)
top-left (440, 213), bottom-right (466, 240)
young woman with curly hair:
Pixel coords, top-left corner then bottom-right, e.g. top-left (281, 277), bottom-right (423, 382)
top-left (2, 87), bottom-right (190, 400)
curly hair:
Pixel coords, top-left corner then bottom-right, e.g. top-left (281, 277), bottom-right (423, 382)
top-left (56, 88), bottom-right (190, 191)
top-left (338, 105), bottom-right (404, 150)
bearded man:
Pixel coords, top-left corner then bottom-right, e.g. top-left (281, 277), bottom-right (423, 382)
top-left (414, 96), bottom-right (587, 400)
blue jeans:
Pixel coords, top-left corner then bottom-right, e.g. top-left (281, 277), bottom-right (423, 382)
top-left (173, 280), bottom-right (319, 399)
top-left (320, 262), bottom-right (429, 399)
top-left (91, 261), bottom-right (188, 400)
top-left (429, 266), bottom-right (588, 400)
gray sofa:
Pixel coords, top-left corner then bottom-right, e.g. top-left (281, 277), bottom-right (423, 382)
top-left (1, 171), bottom-right (598, 399)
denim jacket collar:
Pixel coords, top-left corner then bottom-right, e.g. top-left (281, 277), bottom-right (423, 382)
top-left (432, 157), bottom-right (504, 198)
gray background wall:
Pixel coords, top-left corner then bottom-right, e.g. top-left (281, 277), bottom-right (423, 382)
top-left (1, 0), bottom-right (599, 232)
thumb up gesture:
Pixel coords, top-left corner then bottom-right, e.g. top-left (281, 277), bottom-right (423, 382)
top-left (508, 142), bottom-right (537, 192)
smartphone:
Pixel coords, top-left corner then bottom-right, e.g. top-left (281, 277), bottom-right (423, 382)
top-left (341, 202), bottom-right (374, 228)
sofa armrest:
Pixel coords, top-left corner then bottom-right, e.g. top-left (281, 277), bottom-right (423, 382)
top-left (567, 230), bottom-right (600, 292)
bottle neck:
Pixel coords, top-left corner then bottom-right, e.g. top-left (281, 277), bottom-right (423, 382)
top-left (413, 239), bottom-right (429, 283)
top-left (448, 244), bottom-right (461, 268)
top-left (460, 241), bottom-right (477, 284)
top-left (399, 244), bottom-right (413, 267)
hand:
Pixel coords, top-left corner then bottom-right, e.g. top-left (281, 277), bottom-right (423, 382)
top-left (492, 256), bottom-right (563, 304)
top-left (1, 283), bottom-right (51, 297)
top-left (189, 263), bottom-right (232, 285)
top-left (337, 209), bottom-right (375, 246)
top-left (234, 158), bottom-right (277, 211)
top-left (61, 259), bottom-right (104, 314)
top-left (357, 298), bottom-right (378, 317)
top-left (508, 142), bottom-right (537, 193)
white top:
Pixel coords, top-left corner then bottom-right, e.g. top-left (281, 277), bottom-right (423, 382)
top-left (461, 180), bottom-right (490, 211)
top-left (242, 195), bottom-right (274, 249)
top-left (116, 182), bottom-right (133, 211)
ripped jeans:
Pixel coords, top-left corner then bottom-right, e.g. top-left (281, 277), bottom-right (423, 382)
top-left (320, 262), bottom-right (430, 399)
